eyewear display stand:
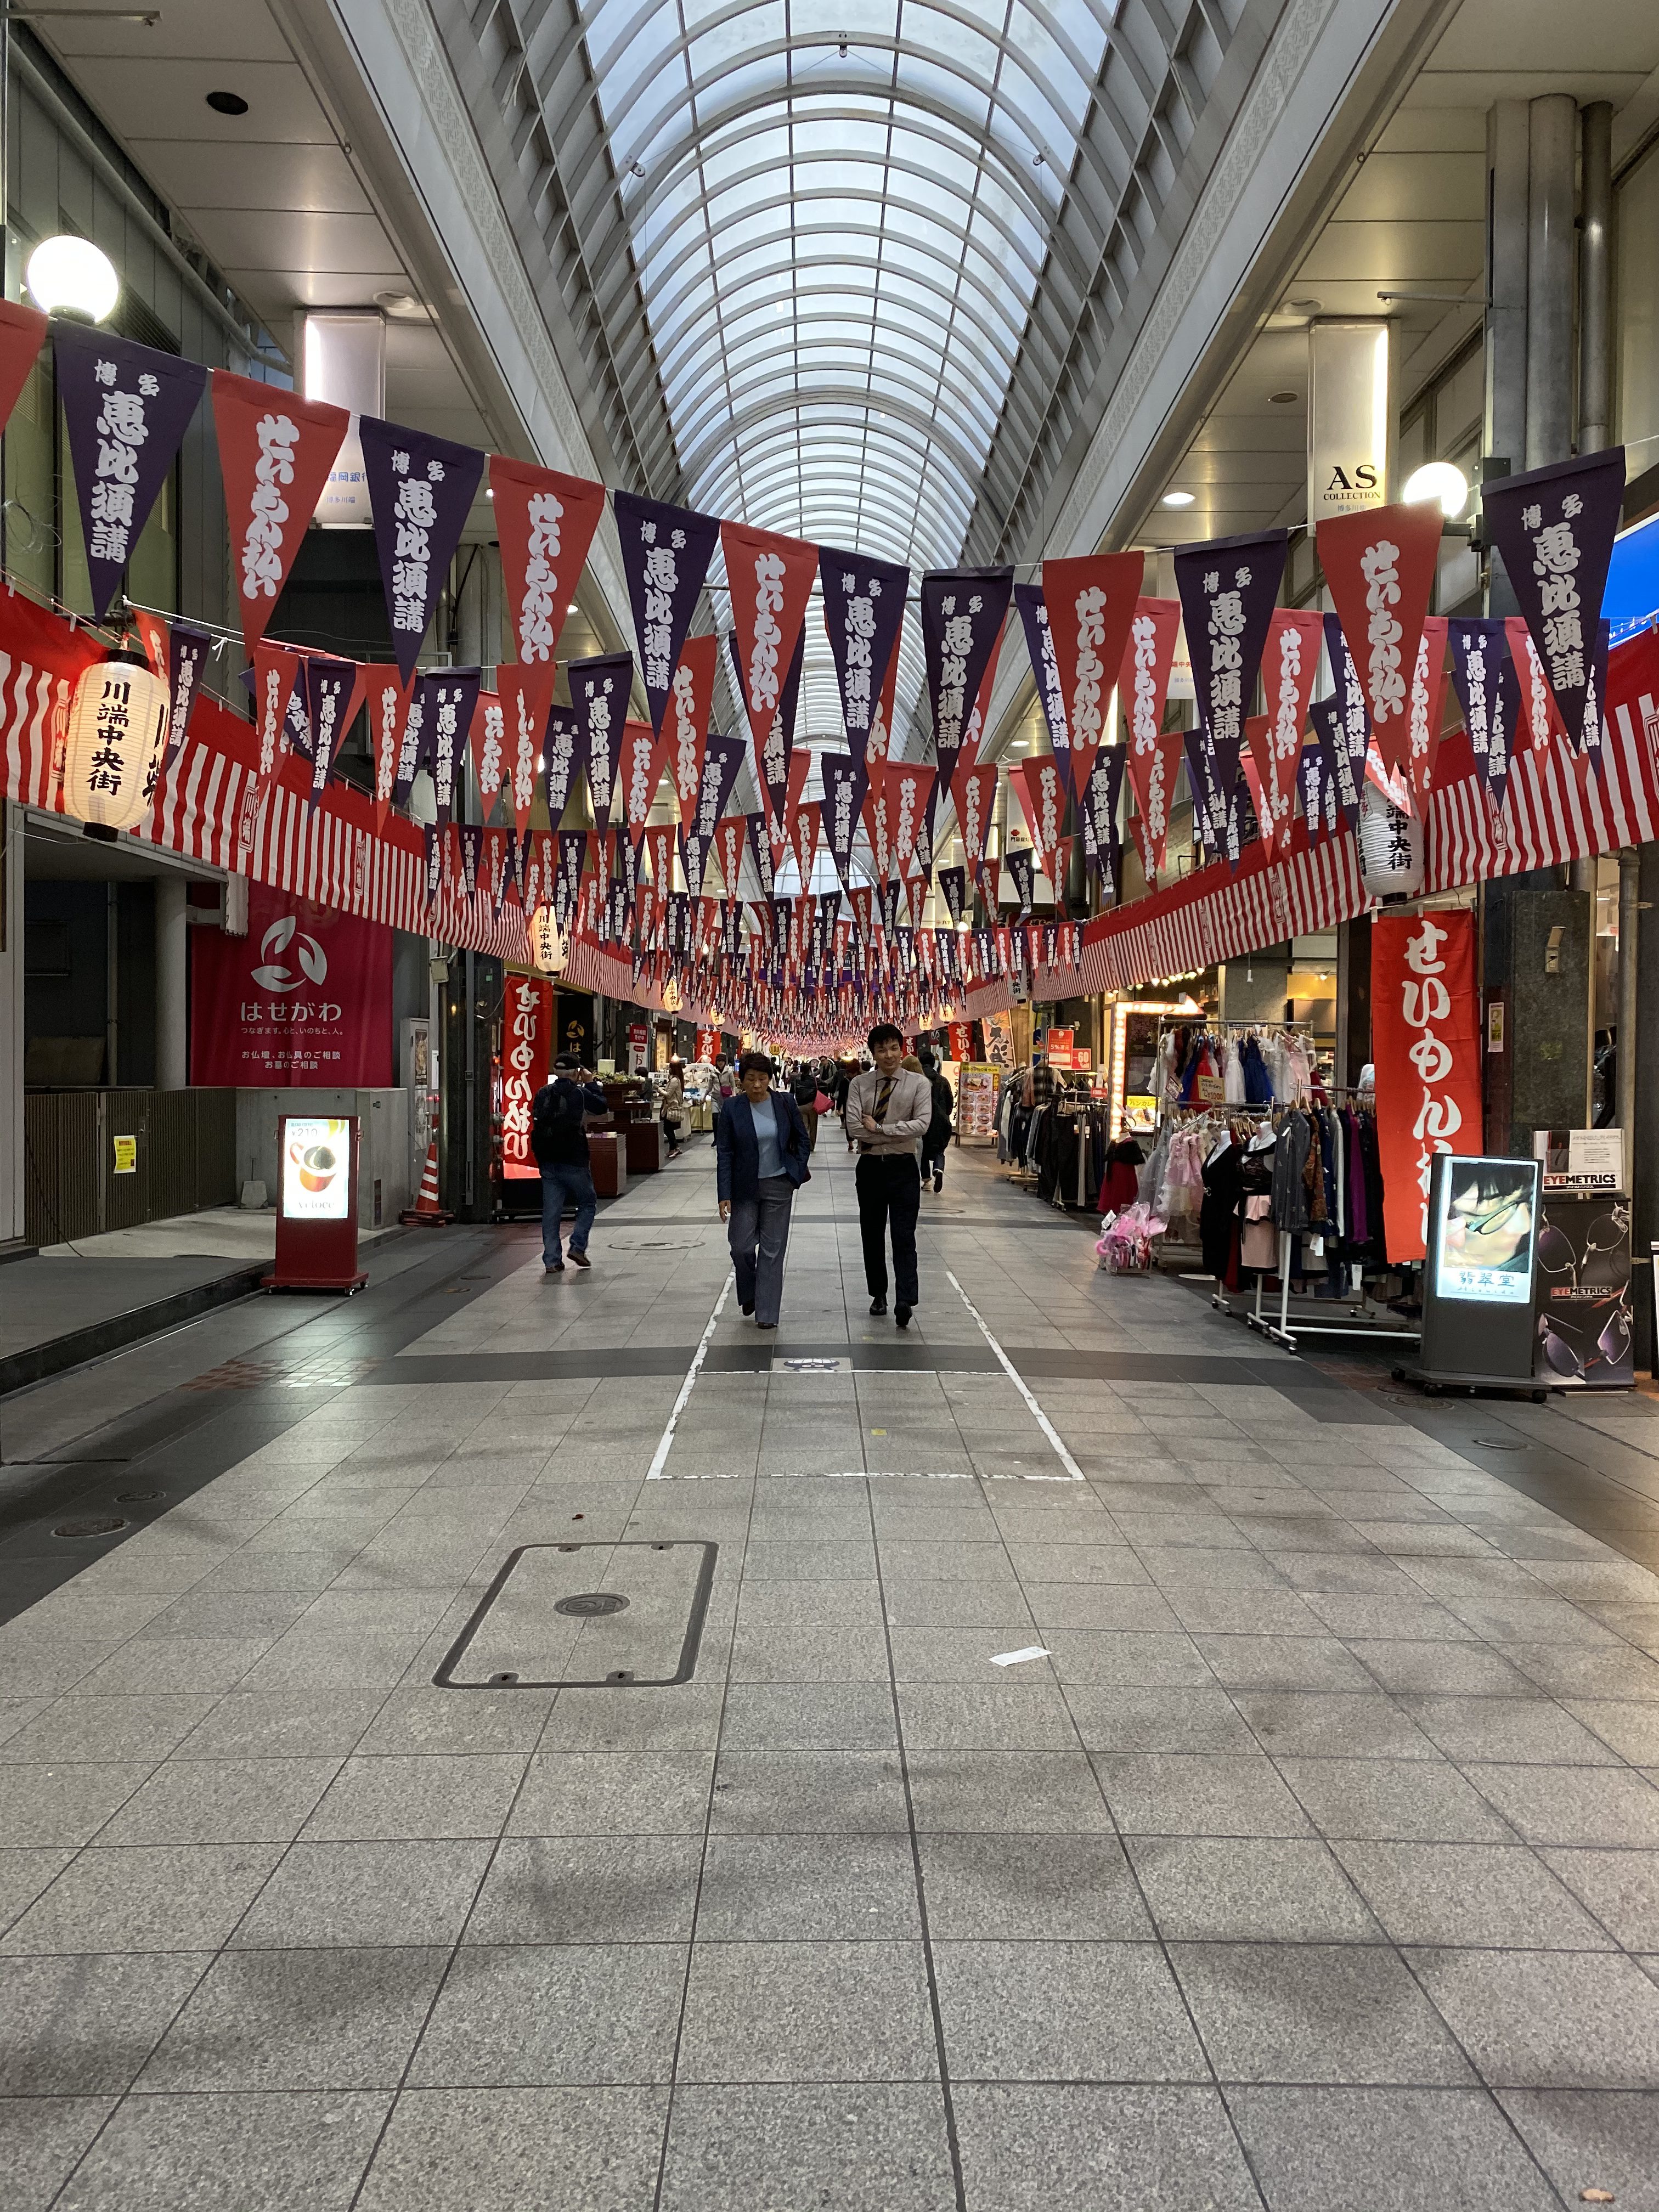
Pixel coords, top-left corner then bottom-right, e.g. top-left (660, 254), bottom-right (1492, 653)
top-left (1393, 1153), bottom-right (1545, 1401)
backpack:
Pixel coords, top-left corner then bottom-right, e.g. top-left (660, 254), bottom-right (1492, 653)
top-left (531, 1079), bottom-right (582, 1163)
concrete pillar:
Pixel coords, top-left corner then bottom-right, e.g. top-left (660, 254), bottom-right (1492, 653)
top-left (155, 877), bottom-right (188, 1090)
top-left (1633, 842), bottom-right (1659, 1370)
top-left (1484, 101), bottom-right (1530, 487)
top-left (1525, 94), bottom-right (1577, 471)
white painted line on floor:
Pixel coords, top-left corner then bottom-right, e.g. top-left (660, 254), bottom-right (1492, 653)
top-left (944, 1269), bottom-right (1085, 1482)
top-left (645, 1269), bottom-right (733, 1481)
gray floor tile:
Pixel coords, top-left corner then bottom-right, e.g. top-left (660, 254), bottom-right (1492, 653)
top-left (1229, 2085), bottom-right (1562, 2211)
top-left (1410, 1946), bottom-right (1659, 2088)
top-left (0, 1696), bottom-right (218, 1767)
top-left (676, 1939), bottom-right (937, 2083)
top-left (302, 1752), bottom-right (528, 1841)
top-left (1194, 1635), bottom-right (1377, 1691)
top-left (0, 1847), bottom-right (76, 1933)
top-left (1163, 1588), bottom-right (1333, 1637)
top-left (537, 1685), bottom-right (726, 1752)
top-left (1347, 1641), bottom-right (1541, 1696)
top-left (951, 2083), bottom-right (1263, 2211)
top-left (918, 1832), bottom-right (1153, 1941)
top-left (464, 1834), bottom-right (701, 1945)
top-left (2, 1842), bottom-right (284, 1955)
top-left (0, 2095), bottom-right (118, 2212)
top-left (231, 1838), bottom-right (492, 1948)
top-left (1019, 1584), bottom-right (1182, 1632)
top-left (93, 1756), bottom-right (345, 1847)
top-left (728, 1618), bottom-right (891, 1681)
top-left (1093, 1753), bottom-right (1313, 1837)
top-left (0, 1762), bottom-right (155, 1849)
top-left (1002, 1543), bottom-right (1155, 1587)
top-left (736, 1579), bottom-right (885, 1629)
top-left (907, 1750), bottom-right (1110, 1833)
top-left (878, 1582), bottom-right (1036, 1629)
top-left (1562, 1699), bottom-right (1659, 1765)
top-left (0, 1952), bottom-right (207, 2092)
top-left (177, 1689), bottom-right (387, 1759)
top-left (1042, 1632), bottom-right (1215, 1688)
top-left (1465, 1763), bottom-right (1659, 1848)
top-left (509, 1749), bottom-right (713, 1835)
top-left (352, 1686), bottom-right (556, 1755)
top-left (1273, 1758), bottom-right (1515, 1843)
top-left (356, 2085), bottom-right (668, 2211)
top-left (1542, 1848), bottom-right (1659, 1951)
top-left (138, 1944), bottom-right (447, 2090)
top-left (720, 1681), bottom-right (898, 1751)
top-left (1498, 2089), bottom-right (1659, 2212)
top-left (408, 1943), bottom-right (686, 2086)
top-left (1232, 1690), bottom-right (1438, 1761)
top-left (896, 1682), bottom-right (1079, 1751)
top-left (1066, 1684), bottom-right (1259, 1754)
top-left (933, 1939), bottom-right (1207, 2081)
top-left (710, 1750), bottom-right (908, 1833)
top-left (1172, 1942), bottom-right (1474, 2085)
top-left (54, 2089), bottom-right (390, 2211)
top-left (1332, 1838), bottom-right (1614, 1949)
top-left (1128, 1835), bottom-right (1379, 1942)
top-left (1401, 1695), bottom-right (1618, 1765)
top-left (697, 1833), bottom-right (919, 1941)
top-left (660, 2082), bottom-right (956, 2212)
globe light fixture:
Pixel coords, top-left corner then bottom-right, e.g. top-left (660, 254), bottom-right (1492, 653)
top-left (1402, 460), bottom-right (1469, 520)
top-left (26, 235), bottom-right (120, 323)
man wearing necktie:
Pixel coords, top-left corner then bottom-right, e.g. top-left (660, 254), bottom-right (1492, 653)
top-left (842, 1022), bottom-right (934, 1325)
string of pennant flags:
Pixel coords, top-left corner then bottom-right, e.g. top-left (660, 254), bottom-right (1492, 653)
top-left (0, 293), bottom-right (1632, 1042)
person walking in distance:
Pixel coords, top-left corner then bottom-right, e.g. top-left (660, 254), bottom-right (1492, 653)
top-left (919, 1048), bottom-right (954, 1193)
top-left (844, 1023), bottom-right (932, 1327)
top-left (716, 1052), bottom-right (812, 1330)
top-left (531, 1051), bottom-right (610, 1274)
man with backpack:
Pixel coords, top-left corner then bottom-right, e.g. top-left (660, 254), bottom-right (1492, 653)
top-left (531, 1052), bottom-right (610, 1274)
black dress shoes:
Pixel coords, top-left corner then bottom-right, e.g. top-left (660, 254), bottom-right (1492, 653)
top-left (869, 1297), bottom-right (887, 1316)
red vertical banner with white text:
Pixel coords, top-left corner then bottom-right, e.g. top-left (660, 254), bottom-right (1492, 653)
top-left (1370, 910), bottom-right (1482, 1263)
top-left (501, 973), bottom-right (554, 1181)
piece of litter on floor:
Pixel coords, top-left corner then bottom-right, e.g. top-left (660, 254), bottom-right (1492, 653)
top-left (989, 1646), bottom-right (1051, 1667)
top-left (1580, 2192), bottom-right (1615, 2204)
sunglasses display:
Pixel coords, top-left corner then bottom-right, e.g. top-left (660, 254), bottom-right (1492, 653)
top-left (1534, 1194), bottom-right (1633, 1389)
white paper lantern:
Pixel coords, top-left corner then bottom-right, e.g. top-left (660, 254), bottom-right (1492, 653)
top-left (529, 902), bottom-right (567, 977)
top-left (661, 977), bottom-right (682, 1014)
top-left (1357, 780), bottom-right (1425, 901)
top-left (62, 649), bottom-right (170, 839)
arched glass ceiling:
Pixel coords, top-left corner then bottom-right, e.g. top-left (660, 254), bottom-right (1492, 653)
top-left (577, 0), bottom-right (1118, 755)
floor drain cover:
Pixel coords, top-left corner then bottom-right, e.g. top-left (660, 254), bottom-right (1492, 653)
top-left (435, 1541), bottom-right (716, 1690)
top-left (53, 1516), bottom-right (128, 1539)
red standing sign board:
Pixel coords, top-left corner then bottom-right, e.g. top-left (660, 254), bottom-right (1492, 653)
top-left (264, 1115), bottom-right (366, 1293)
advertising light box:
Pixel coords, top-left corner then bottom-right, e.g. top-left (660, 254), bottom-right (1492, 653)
top-left (1431, 1156), bottom-right (1538, 1307)
top-left (280, 1118), bottom-right (352, 1220)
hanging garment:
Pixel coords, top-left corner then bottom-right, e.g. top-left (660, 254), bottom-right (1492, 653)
top-left (1270, 1109), bottom-right (1312, 1233)
top-left (1098, 1137), bottom-right (1144, 1214)
top-left (1198, 1138), bottom-right (1243, 1278)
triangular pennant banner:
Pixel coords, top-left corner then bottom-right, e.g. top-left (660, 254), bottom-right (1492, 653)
top-left (212, 370), bottom-right (349, 654)
top-left (489, 454), bottom-right (606, 665)
top-left (359, 417), bottom-right (486, 682)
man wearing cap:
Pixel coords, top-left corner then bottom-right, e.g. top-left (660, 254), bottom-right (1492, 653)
top-left (530, 1053), bottom-right (611, 1274)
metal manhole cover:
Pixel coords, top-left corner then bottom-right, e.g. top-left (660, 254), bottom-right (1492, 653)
top-left (554, 1591), bottom-right (630, 1617)
top-left (435, 1540), bottom-right (716, 1690)
top-left (53, 1516), bottom-right (128, 1539)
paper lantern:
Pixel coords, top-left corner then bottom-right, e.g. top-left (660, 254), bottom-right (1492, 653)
top-left (529, 902), bottom-right (567, 977)
top-left (62, 648), bottom-right (170, 839)
top-left (662, 977), bottom-right (682, 1014)
top-left (1357, 781), bottom-right (1425, 902)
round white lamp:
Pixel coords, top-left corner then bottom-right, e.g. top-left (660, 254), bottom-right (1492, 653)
top-left (26, 235), bottom-right (120, 323)
top-left (1402, 460), bottom-right (1469, 521)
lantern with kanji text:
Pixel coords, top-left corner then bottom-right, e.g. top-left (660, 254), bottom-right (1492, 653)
top-left (62, 648), bottom-right (169, 839)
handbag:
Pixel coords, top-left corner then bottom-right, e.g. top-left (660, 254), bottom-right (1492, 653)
top-left (813, 1088), bottom-right (831, 1115)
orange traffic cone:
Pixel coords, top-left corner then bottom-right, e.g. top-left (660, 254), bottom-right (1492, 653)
top-left (400, 1137), bottom-right (452, 1225)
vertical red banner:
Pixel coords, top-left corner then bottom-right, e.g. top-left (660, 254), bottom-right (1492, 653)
top-left (501, 974), bottom-right (554, 1181)
top-left (1371, 910), bottom-right (1483, 1263)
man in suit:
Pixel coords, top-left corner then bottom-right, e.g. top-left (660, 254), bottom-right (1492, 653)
top-left (843, 1022), bottom-right (932, 1327)
top-left (715, 1051), bottom-right (813, 1330)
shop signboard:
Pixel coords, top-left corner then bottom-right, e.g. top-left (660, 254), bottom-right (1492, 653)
top-left (627, 1022), bottom-right (648, 1075)
top-left (1536, 1195), bottom-right (1633, 1388)
top-left (1534, 1128), bottom-right (1625, 1195)
top-left (982, 1012), bottom-right (1015, 1068)
top-left (1371, 911), bottom-right (1482, 1265)
top-left (266, 1115), bottom-right (365, 1292)
top-left (696, 1026), bottom-right (720, 1063)
top-left (191, 882), bottom-right (391, 1086)
top-left (1046, 1026), bottom-right (1075, 1071)
top-left (1402, 1154), bottom-right (1541, 1394)
top-left (957, 1063), bottom-right (998, 1142)
top-left (501, 975), bottom-right (553, 1183)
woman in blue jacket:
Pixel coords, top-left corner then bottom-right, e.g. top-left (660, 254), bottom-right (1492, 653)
top-left (715, 1051), bottom-right (812, 1329)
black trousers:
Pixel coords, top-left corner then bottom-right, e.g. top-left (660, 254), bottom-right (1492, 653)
top-left (856, 1152), bottom-right (921, 1306)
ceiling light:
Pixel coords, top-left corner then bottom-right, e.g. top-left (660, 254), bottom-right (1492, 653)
top-left (1289, 297), bottom-right (1322, 313)
top-left (374, 290), bottom-right (431, 321)
top-left (1403, 459), bottom-right (1469, 520)
top-left (485, 487), bottom-right (494, 499)
top-left (1161, 490), bottom-right (1194, 509)
top-left (1269, 390), bottom-right (1299, 405)
top-left (26, 235), bottom-right (119, 322)
top-left (566, 602), bottom-right (578, 614)
top-left (205, 89), bottom-right (249, 116)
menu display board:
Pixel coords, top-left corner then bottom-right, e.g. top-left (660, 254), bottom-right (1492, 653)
top-left (267, 1115), bottom-right (365, 1293)
top-left (280, 1118), bottom-right (352, 1221)
top-left (957, 1063), bottom-right (999, 1143)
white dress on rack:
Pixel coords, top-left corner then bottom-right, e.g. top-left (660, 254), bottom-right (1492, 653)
top-left (1223, 1040), bottom-right (1246, 1105)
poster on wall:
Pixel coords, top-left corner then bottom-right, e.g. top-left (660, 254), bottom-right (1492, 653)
top-left (957, 1063), bottom-right (998, 1142)
top-left (190, 883), bottom-right (391, 1086)
top-left (982, 1011), bottom-right (1015, 1068)
top-left (500, 974), bottom-right (553, 1182)
top-left (1370, 910), bottom-right (1483, 1263)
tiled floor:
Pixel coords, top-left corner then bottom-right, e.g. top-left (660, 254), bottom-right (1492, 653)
top-left (1, 1138), bottom-right (1657, 2207)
